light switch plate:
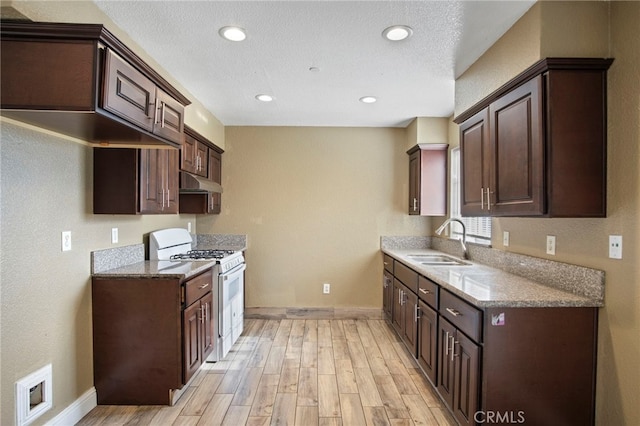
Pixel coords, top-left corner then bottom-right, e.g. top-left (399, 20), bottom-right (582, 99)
top-left (609, 235), bottom-right (622, 259)
top-left (111, 228), bottom-right (118, 244)
top-left (503, 231), bottom-right (510, 247)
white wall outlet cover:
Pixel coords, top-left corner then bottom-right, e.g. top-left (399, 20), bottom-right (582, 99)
top-left (609, 235), bottom-right (622, 259)
top-left (187, 222), bottom-right (192, 233)
top-left (503, 231), bottom-right (510, 247)
top-left (546, 235), bottom-right (556, 255)
top-left (61, 231), bottom-right (72, 252)
top-left (323, 283), bottom-right (330, 294)
top-left (111, 228), bottom-right (118, 244)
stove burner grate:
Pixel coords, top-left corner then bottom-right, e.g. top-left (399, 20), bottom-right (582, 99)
top-left (170, 249), bottom-right (236, 261)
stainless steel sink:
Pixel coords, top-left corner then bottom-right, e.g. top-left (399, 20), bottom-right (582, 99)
top-left (406, 254), bottom-right (469, 266)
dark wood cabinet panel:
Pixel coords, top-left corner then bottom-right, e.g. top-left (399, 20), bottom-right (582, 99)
top-left (103, 48), bottom-right (156, 132)
top-left (407, 144), bottom-right (448, 216)
top-left (402, 289), bottom-right (418, 354)
top-left (460, 109), bottom-right (490, 216)
top-left (1, 21), bottom-right (189, 148)
top-left (456, 57), bottom-right (612, 217)
top-left (382, 270), bottom-right (393, 321)
top-left (437, 317), bottom-right (456, 409)
top-left (489, 76), bottom-right (544, 215)
top-left (392, 279), bottom-right (404, 334)
top-left (418, 300), bottom-right (438, 386)
top-left (183, 302), bottom-right (202, 383)
top-left (452, 330), bottom-right (480, 426)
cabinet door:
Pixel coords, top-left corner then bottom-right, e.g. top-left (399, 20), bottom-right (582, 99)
top-left (489, 76), bottom-right (544, 215)
top-left (392, 279), bottom-right (404, 335)
top-left (139, 149), bottom-right (162, 213)
top-left (201, 292), bottom-right (215, 359)
top-left (382, 271), bottom-right (393, 320)
top-left (103, 49), bottom-right (156, 132)
top-left (418, 301), bottom-right (438, 386)
top-left (153, 88), bottom-right (184, 145)
top-left (453, 331), bottom-right (480, 426)
top-left (140, 149), bottom-right (179, 214)
top-left (183, 301), bottom-right (202, 384)
top-left (460, 108), bottom-right (490, 216)
top-left (437, 318), bottom-right (456, 409)
top-left (403, 288), bottom-right (418, 356)
top-left (408, 150), bottom-right (420, 214)
top-left (195, 144), bottom-right (208, 177)
top-left (181, 133), bottom-right (198, 173)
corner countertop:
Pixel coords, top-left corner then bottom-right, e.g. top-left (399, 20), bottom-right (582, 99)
top-left (92, 259), bottom-right (219, 280)
top-left (382, 248), bottom-right (602, 308)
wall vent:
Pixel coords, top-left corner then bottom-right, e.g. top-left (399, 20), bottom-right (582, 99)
top-left (15, 364), bottom-right (53, 426)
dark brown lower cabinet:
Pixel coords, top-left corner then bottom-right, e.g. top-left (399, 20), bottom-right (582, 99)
top-left (382, 270), bottom-right (393, 320)
top-left (417, 300), bottom-right (438, 385)
top-left (384, 253), bottom-right (598, 426)
top-left (437, 318), bottom-right (480, 426)
top-left (92, 269), bottom-right (215, 405)
top-left (392, 279), bottom-right (418, 356)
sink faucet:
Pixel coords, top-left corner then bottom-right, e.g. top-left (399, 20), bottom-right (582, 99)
top-left (435, 218), bottom-right (468, 259)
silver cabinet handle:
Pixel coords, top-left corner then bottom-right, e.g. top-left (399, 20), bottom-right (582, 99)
top-left (160, 102), bottom-right (166, 128)
top-left (414, 304), bottom-right (420, 322)
top-left (154, 98), bottom-right (160, 124)
top-left (412, 198), bottom-right (418, 211)
top-left (450, 335), bottom-right (458, 362)
top-left (481, 187), bottom-right (485, 210)
top-left (419, 288), bottom-right (430, 295)
top-left (198, 283), bottom-right (210, 289)
top-left (161, 188), bottom-right (165, 209)
top-left (398, 288), bottom-right (402, 305)
top-left (486, 187), bottom-right (492, 210)
top-left (444, 331), bottom-right (450, 356)
top-left (445, 308), bottom-right (461, 317)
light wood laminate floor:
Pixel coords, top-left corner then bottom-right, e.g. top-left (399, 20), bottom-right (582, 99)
top-left (77, 319), bottom-right (456, 426)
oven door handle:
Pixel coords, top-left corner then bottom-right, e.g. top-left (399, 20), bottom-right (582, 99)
top-left (221, 263), bottom-right (246, 281)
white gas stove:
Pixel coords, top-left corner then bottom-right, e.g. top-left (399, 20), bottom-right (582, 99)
top-left (149, 228), bottom-right (245, 361)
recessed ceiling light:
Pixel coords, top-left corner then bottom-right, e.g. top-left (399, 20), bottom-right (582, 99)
top-left (219, 26), bottom-right (246, 41)
top-left (255, 94), bottom-right (273, 102)
top-left (359, 96), bottom-right (377, 104)
top-left (382, 25), bottom-right (413, 41)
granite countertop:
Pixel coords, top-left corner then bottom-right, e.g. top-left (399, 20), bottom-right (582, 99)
top-left (382, 248), bottom-right (602, 308)
top-left (92, 259), bottom-right (219, 280)
top-left (91, 234), bottom-right (247, 280)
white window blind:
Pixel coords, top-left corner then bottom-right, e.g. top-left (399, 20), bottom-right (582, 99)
top-left (449, 148), bottom-right (491, 245)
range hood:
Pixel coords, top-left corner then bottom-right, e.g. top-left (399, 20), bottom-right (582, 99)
top-left (179, 171), bottom-right (223, 194)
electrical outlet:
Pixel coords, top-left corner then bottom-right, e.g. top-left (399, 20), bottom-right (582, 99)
top-left (61, 231), bottom-right (72, 252)
top-left (546, 235), bottom-right (556, 255)
top-left (503, 231), bottom-right (510, 247)
top-left (323, 283), bottom-right (331, 294)
top-left (111, 228), bottom-right (118, 244)
top-left (187, 222), bottom-right (192, 233)
top-left (609, 235), bottom-right (622, 259)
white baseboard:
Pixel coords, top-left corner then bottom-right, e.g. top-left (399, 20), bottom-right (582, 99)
top-left (45, 387), bottom-right (96, 426)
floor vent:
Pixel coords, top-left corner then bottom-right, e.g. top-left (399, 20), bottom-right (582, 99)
top-left (16, 364), bottom-right (52, 426)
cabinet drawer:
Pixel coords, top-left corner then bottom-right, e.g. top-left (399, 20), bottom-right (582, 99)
top-left (185, 269), bottom-right (214, 306)
top-left (394, 261), bottom-right (418, 294)
top-left (418, 275), bottom-right (439, 309)
top-left (439, 290), bottom-right (482, 342)
top-left (383, 254), bottom-right (394, 273)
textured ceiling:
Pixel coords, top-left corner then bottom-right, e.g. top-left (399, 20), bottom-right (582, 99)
top-left (93, 1), bottom-right (535, 127)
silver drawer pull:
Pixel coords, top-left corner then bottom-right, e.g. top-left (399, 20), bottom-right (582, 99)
top-left (419, 288), bottom-right (430, 294)
top-left (198, 283), bottom-right (210, 289)
top-left (445, 307), bottom-right (462, 317)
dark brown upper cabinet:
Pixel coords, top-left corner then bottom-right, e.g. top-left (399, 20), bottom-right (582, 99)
top-left (0, 21), bottom-right (190, 148)
top-left (407, 144), bottom-right (448, 216)
top-left (179, 126), bottom-right (224, 215)
top-left (455, 58), bottom-right (613, 217)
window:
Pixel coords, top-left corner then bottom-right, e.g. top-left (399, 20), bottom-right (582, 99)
top-left (449, 147), bottom-right (491, 245)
